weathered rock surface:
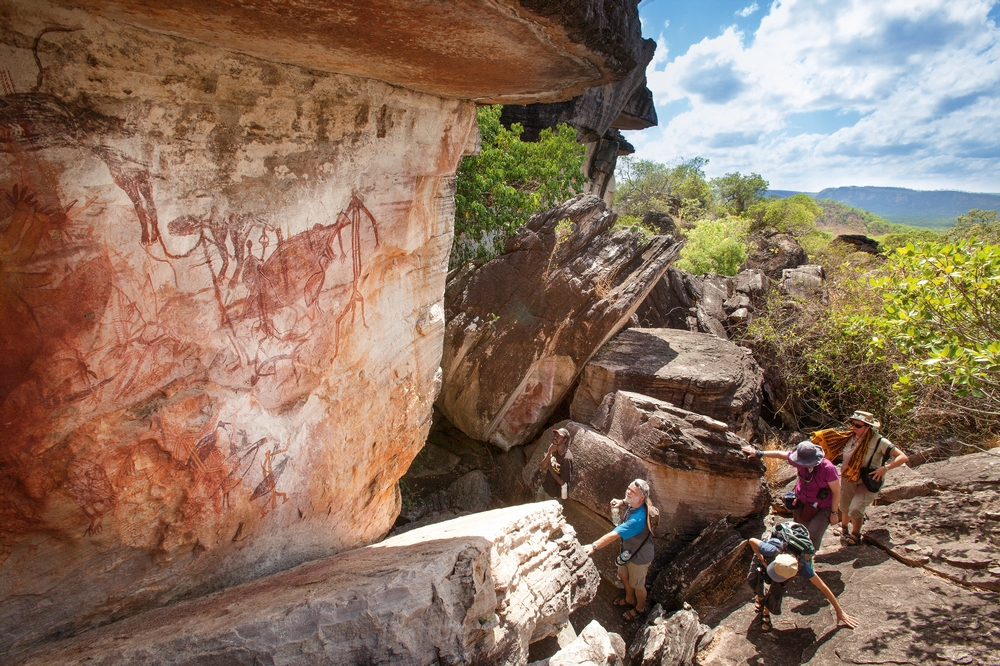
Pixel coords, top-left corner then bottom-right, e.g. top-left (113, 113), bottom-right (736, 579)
top-left (19, 502), bottom-right (600, 666)
top-left (863, 452), bottom-right (1000, 592)
top-left (44, 0), bottom-right (646, 104)
top-left (627, 605), bottom-right (711, 666)
top-left (698, 542), bottom-right (1000, 666)
top-left (535, 392), bottom-right (768, 540)
top-left (833, 234), bottom-right (881, 255)
top-left (0, 0), bottom-right (649, 656)
top-left (780, 264), bottom-right (825, 300)
top-left (699, 451), bottom-right (1000, 665)
top-left (438, 195), bottom-right (682, 450)
top-left (649, 519), bottom-right (752, 613)
top-left (500, 37), bottom-right (657, 200)
top-left (743, 232), bottom-right (807, 280)
top-left (536, 619), bottom-right (626, 666)
top-left (633, 268), bottom-right (770, 340)
top-left (570, 328), bottom-right (764, 441)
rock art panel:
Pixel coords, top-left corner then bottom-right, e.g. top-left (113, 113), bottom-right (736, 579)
top-left (570, 328), bottom-right (764, 441)
top-left (0, 1), bottom-right (477, 655)
top-left (19, 503), bottom-right (600, 666)
top-left (438, 195), bottom-right (681, 450)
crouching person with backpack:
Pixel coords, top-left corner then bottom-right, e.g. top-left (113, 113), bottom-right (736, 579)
top-left (747, 522), bottom-right (859, 632)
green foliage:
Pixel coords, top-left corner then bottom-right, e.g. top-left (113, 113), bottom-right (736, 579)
top-left (614, 156), bottom-right (712, 221)
top-left (948, 208), bottom-right (1000, 244)
top-left (748, 194), bottom-right (822, 236)
top-left (740, 257), bottom-right (912, 435)
top-left (878, 229), bottom-right (944, 253)
top-left (452, 105), bottom-right (586, 266)
top-left (675, 216), bottom-right (749, 276)
top-left (710, 171), bottom-right (769, 216)
top-left (612, 214), bottom-right (658, 244)
top-left (871, 240), bottom-right (1000, 410)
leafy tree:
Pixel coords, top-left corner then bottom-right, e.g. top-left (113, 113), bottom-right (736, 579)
top-left (748, 193), bottom-right (822, 236)
top-left (948, 208), bottom-right (1000, 244)
top-left (871, 240), bottom-right (1000, 412)
top-left (675, 215), bottom-right (748, 275)
top-left (710, 171), bottom-right (769, 215)
top-left (614, 156), bottom-right (711, 220)
top-left (452, 105), bottom-right (586, 266)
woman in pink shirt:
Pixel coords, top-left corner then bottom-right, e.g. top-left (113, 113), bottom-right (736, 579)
top-left (756, 442), bottom-right (841, 550)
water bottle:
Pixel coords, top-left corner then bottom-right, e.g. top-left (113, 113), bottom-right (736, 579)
top-left (561, 483), bottom-right (568, 500)
top-left (612, 507), bottom-right (621, 525)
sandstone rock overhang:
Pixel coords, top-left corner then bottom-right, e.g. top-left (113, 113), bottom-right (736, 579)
top-left (50, 0), bottom-right (645, 103)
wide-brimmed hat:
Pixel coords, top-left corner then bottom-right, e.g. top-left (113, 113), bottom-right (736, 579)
top-left (849, 410), bottom-right (881, 429)
top-left (788, 441), bottom-right (824, 467)
top-left (767, 553), bottom-right (799, 582)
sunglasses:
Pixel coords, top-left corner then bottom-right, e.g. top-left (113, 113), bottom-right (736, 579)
top-left (850, 422), bottom-right (866, 429)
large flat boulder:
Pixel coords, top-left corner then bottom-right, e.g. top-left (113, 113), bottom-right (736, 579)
top-left (46, 0), bottom-right (646, 103)
top-left (862, 452), bottom-right (1000, 592)
top-left (570, 328), bottom-right (764, 441)
top-left (438, 195), bottom-right (681, 450)
top-left (527, 393), bottom-right (768, 540)
top-left (19, 503), bottom-right (599, 665)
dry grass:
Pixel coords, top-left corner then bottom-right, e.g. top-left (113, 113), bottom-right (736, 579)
top-left (761, 436), bottom-right (787, 487)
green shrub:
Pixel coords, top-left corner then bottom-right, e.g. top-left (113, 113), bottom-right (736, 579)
top-left (452, 105), bottom-right (586, 267)
top-left (675, 216), bottom-right (748, 276)
top-left (612, 214), bottom-right (658, 244)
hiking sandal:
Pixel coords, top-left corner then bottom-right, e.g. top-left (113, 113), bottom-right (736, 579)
top-left (844, 532), bottom-right (861, 546)
top-left (613, 596), bottom-right (634, 607)
top-left (623, 607), bottom-right (643, 621)
top-left (760, 610), bottom-right (772, 632)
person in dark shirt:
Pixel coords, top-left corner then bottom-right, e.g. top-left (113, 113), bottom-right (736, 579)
top-left (540, 428), bottom-right (573, 499)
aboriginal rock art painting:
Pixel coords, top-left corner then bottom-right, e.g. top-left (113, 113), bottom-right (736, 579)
top-left (0, 86), bottom-right (382, 553)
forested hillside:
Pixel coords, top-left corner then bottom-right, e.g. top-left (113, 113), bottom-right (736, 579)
top-left (815, 186), bottom-right (1000, 227)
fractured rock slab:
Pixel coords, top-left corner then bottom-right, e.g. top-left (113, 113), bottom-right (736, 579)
top-left (439, 195), bottom-right (681, 450)
top-left (543, 392), bottom-right (767, 540)
top-left (570, 328), bottom-right (764, 441)
top-left (19, 503), bottom-right (599, 666)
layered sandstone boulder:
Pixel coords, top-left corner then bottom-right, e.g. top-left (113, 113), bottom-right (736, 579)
top-left (570, 328), bottom-right (764, 441)
top-left (438, 196), bottom-right (682, 450)
top-left (19, 502), bottom-right (599, 665)
top-left (634, 267), bottom-right (770, 340)
top-left (0, 0), bottom-right (647, 656)
top-left (527, 392), bottom-right (768, 541)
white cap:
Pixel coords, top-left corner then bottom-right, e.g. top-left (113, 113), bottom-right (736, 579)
top-left (766, 553), bottom-right (799, 582)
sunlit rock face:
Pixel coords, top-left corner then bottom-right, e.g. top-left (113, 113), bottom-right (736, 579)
top-left (17, 502), bottom-right (598, 666)
top-left (0, 1), bottom-right (477, 653)
top-left (438, 195), bottom-right (681, 451)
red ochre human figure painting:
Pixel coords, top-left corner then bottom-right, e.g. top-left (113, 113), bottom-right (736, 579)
top-left (250, 444), bottom-right (289, 518)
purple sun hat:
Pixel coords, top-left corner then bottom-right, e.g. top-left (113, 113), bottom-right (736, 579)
top-left (788, 441), bottom-right (824, 467)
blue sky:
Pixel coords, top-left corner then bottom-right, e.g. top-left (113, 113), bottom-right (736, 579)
top-left (627, 0), bottom-right (1000, 192)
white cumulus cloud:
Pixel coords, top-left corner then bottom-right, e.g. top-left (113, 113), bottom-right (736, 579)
top-left (736, 3), bottom-right (759, 18)
top-left (630, 0), bottom-right (1000, 192)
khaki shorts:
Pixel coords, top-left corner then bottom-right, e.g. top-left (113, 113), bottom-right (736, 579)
top-left (840, 477), bottom-right (878, 520)
top-left (618, 560), bottom-right (650, 590)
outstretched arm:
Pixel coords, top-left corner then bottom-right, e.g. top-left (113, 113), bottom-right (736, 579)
top-left (808, 573), bottom-right (859, 628)
top-left (583, 531), bottom-right (621, 556)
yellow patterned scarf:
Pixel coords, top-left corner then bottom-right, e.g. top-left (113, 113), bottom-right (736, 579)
top-left (810, 428), bottom-right (853, 463)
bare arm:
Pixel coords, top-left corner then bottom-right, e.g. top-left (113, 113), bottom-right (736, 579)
top-left (583, 530), bottom-right (621, 556)
top-left (808, 573), bottom-right (859, 628)
top-left (828, 478), bottom-right (841, 524)
top-left (872, 447), bottom-right (908, 481)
